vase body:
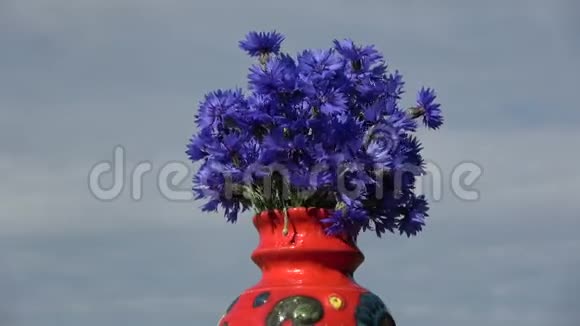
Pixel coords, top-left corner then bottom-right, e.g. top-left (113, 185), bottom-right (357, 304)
top-left (218, 207), bottom-right (395, 326)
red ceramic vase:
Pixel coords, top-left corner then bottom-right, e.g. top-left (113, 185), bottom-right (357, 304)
top-left (218, 207), bottom-right (396, 326)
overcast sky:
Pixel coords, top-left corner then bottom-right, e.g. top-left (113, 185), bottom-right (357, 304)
top-left (1, 0), bottom-right (579, 325)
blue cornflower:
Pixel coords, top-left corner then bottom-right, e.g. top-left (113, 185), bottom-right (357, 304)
top-left (239, 31), bottom-right (285, 57)
top-left (356, 77), bottom-right (387, 103)
top-left (319, 88), bottom-right (347, 116)
top-left (417, 87), bottom-right (444, 129)
top-left (326, 117), bottom-right (364, 157)
top-left (307, 168), bottom-right (335, 188)
top-left (320, 210), bottom-right (348, 235)
top-left (322, 206), bottom-right (367, 236)
top-left (223, 200), bottom-right (243, 223)
top-left (186, 128), bottom-right (213, 161)
top-left (399, 135), bottom-right (424, 170)
top-left (363, 121), bottom-right (400, 159)
top-left (371, 221), bottom-right (393, 237)
top-left (386, 109), bottom-right (417, 133)
top-left (336, 43), bottom-right (386, 107)
top-left (247, 94), bottom-right (275, 115)
top-left (333, 39), bottom-right (382, 63)
top-left (385, 70), bottom-right (405, 99)
top-left (192, 161), bottom-right (225, 200)
top-left (322, 194), bottom-right (369, 235)
top-left (385, 97), bottom-right (398, 116)
top-left (261, 127), bottom-right (288, 150)
top-left (363, 100), bottom-right (384, 122)
top-left (398, 194), bottom-right (429, 237)
top-left (248, 54), bottom-right (297, 95)
top-left (195, 89), bottom-right (246, 132)
top-left (297, 49), bottom-right (344, 80)
top-left (364, 138), bottom-right (392, 165)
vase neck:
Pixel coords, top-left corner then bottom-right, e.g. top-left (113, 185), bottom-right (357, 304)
top-left (250, 208), bottom-right (364, 287)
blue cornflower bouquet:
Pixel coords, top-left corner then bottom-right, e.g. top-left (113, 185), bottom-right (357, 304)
top-left (187, 31), bottom-right (443, 239)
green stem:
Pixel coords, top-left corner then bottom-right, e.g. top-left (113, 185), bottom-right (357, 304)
top-left (282, 206), bottom-right (289, 236)
top-left (407, 106), bottom-right (425, 119)
top-left (259, 53), bottom-right (270, 68)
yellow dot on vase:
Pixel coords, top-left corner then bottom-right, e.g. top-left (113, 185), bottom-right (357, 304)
top-left (328, 294), bottom-right (344, 310)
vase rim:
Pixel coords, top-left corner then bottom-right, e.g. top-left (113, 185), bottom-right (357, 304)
top-left (253, 206), bottom-right (329, 222)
